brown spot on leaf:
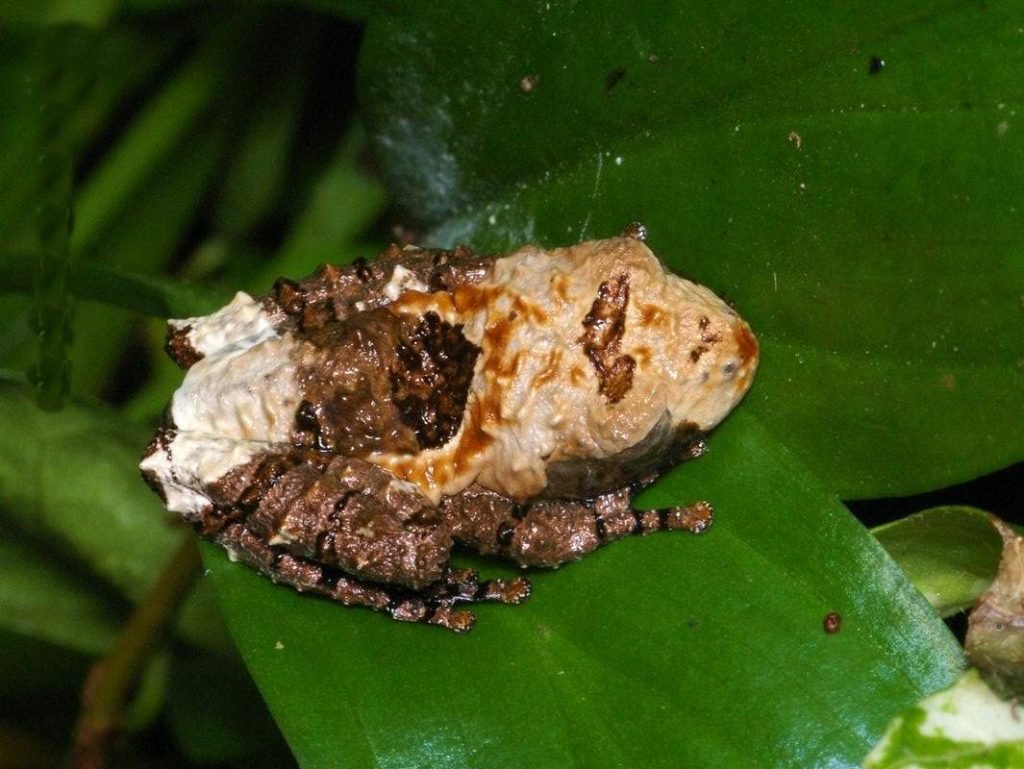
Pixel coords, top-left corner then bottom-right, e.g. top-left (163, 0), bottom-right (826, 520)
top-left (605, 66), bottom-right (627, 93)
top-left (823, 612), bottom-right (842, 634)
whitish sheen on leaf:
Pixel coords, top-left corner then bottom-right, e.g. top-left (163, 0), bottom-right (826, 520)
top-left (864, 670), bottom-right (1024, 769)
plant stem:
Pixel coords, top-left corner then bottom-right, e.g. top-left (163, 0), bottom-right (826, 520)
top-left (67, 534), bottom-right (201, 769)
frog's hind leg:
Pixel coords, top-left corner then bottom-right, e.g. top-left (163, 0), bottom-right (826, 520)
top-left (210, 521), bottom-right (527, 632)
top-left (446, 486), bottom-right (713, 569)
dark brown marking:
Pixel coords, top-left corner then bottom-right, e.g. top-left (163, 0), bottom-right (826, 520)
top-left (428, 250), bottom-right (451, 291)
top-left (390, 311), bottom-right (481, 449)
top-left (353, 257), bottom-right (372, 283)
top-left (295, 400), bottom-right (318, 431)
top-left (235, 455), bottom-right (299, 516)
top-left (316, 530), bottom-right (337, 559)
top-left (164, 325), bottom-right (202, 370)
top-left (273, 277), bottom-right (305, 316)
top-left (497, 521), bottom-right (516, 548)
top-left (621, 222), bottom-right (647, 241)
top-left (578, 273), bottom-right (635, 404)
top-left (605, 66), bottom-right (627, 93)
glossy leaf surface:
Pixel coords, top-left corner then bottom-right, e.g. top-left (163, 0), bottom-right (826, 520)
top-left (211, 414), bottom-right (962, 769)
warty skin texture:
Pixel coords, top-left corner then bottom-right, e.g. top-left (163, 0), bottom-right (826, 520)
top-left (141, 233), bottom-right (758, 630)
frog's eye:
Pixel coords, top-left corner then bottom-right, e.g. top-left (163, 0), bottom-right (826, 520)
top-left (390, 311), bottom-right (480, 449)
top-left (722, 360), bottom-right (739, 378)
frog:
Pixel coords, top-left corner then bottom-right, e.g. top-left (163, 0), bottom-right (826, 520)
top-left (140, 228), bottom-right (758, 631)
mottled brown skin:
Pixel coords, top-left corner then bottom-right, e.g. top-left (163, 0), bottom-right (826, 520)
top-left (578, 272), bottom-right (635, 404)
top-left (144, 241), bottom-right (713, 631)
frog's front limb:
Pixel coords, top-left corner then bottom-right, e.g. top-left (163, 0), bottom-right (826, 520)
top-left (192, 450), bottom-right (454, 589)
top-left (443, 486), bottom-right (713, 568)
top-left (211, 520), bottom-right (527, 632)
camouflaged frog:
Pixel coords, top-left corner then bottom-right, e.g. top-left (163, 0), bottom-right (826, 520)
top-left (141, 229), bottom-right (758, 631)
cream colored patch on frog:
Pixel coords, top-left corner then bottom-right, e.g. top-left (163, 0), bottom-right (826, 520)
top-left (144, 302), bottom-right (303, 515)
top-left (373, 236), bottom-right (758, 503)
top-left (170, 291), bottom-right (279, 357)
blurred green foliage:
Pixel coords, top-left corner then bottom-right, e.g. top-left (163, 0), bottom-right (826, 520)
top-left (1, 3), bottom-right (380, 766)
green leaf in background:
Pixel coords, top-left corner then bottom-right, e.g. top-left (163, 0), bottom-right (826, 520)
top-left (0, 255), bottom-right (225, 319)
top-left (0, 525), bottom-right (121, 655)
top-left (874, 506), bottom-right (1003, 618)
top-left (210, 413), bottom-right (961, 769)
top-left (243, 127), bottom-right (387, 294)
top-left (359, 0), bottom-right (1024, 499)
top-left (0, 383), bottom-right (227, 652)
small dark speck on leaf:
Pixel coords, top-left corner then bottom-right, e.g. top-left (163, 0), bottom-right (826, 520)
top-left (605, 66), bottom-right (627, 93)
top-left (686, 616), bottom-right (700, 629)
top-left (868, 56), bottom-right (885, 75)
top-left (823, 612), bottom-right (842, 634)
top-left (520, 74), bottom-right (539, 93)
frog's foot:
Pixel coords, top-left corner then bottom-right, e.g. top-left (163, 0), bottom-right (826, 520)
top-left (423, 567), bottom-right (532, 605)
top-left (385, 568), bottom-right (531, 632)
top-left (211, 523), bottom-right (527, 632)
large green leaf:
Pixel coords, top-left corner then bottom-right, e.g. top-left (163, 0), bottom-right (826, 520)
top-left (210, 412), bottom-right (961, 769)
top-left (359, 0), bottom-right (1024, 499)
top-left (0, 524), bottom-right (121, 655)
